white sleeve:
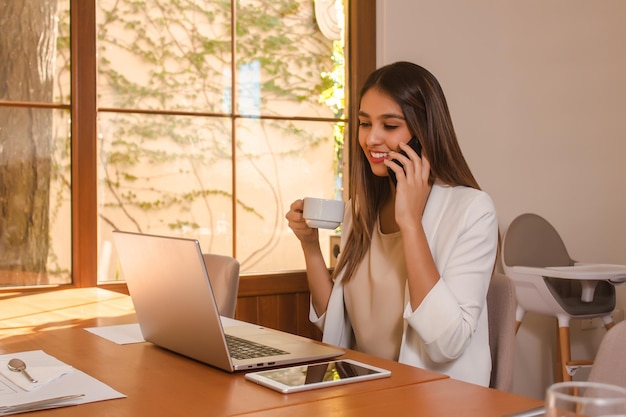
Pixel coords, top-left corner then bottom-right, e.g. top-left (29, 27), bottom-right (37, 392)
top-left (404, 191), bottom-right (498, 363)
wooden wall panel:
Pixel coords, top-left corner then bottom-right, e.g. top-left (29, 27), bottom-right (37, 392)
top-left (234, 296), bottom-right (258, 321)
top-left (235, 271), bottom-right (322, 341)
top-left (296, 292), bottom-right (322, 340)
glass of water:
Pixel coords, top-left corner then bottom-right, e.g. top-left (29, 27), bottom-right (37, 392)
top-left (546, 381), bottom-right (626, 417)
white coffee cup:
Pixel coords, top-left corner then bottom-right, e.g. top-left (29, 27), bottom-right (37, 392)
top-left (302, 197), bottom-right (345, 230)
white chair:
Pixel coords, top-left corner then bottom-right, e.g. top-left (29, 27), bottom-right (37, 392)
top-left (501, 213), bottom-right (626, 381)
top-left (487, 272), bottom-right (517, 391)
top-left (202, 254), bottom-right (240, 318)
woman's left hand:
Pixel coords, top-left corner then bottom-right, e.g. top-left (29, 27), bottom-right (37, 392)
top-left (385, 141), bottom-right (432, 230)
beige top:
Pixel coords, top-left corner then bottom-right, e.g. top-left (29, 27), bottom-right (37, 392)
top-left (343, 220), bottom-right (407, 361)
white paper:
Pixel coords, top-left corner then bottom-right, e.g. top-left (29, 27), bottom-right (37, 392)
top-left (0, 359), bottom-right (72, 392)
top-left (85, 323), bottom-right (145, 344)
top-left (0, 350), bottom-right (125, 415)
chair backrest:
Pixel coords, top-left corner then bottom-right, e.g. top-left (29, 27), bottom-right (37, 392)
top-left (202, 253), bottom-right (240, 319)
top-left (587, 320), bottom-right (626, 388)
top-left (502, 213), bottom-right (573, 268)
top-left (487, 272), bottom-right (517, 391)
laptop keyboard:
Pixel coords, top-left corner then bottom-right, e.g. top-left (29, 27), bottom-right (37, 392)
top-left (225, 334), bottom-right (289, 360)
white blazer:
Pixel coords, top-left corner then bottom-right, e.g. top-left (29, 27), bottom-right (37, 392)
top-left (310, 183), bottom-right (499, 386)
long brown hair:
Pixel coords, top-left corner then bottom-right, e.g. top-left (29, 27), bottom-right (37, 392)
top-left (332, 61), bottom-right (481, 283)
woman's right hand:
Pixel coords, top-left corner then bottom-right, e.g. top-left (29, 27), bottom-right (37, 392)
top-left (285, 199), bottom-right (320, 247)
top-left (286, 199), bottom-right (333, 316)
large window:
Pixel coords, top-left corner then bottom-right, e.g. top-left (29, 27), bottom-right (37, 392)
top-left (0, 0), bottom-right (375, 289)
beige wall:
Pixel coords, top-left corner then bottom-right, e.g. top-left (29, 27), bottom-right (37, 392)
top-left (377, 0), bottom-right (626, 399)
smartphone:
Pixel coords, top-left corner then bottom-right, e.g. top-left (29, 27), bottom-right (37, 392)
top-left (387, 135), bottom-right (422, 186)
top-left (245, 359), bottom-right (391, 394)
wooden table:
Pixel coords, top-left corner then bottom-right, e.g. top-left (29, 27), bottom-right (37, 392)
top-left (0, 288), bottom-right (543, 416)
top-left (233, 378), bottom-right (544, 417)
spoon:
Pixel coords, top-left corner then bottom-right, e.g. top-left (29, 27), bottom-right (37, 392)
top-left (7, 358), bottom-right (38, 383)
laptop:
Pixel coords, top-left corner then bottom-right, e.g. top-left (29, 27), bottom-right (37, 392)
top-left (112, 230), bottom-right (343, 372)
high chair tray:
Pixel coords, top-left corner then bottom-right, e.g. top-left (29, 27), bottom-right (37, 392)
top-left (513, 264), bottom-right (626, 283)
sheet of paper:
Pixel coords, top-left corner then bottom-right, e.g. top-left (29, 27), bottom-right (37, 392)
top-left (0, 350), bottom-right (125, 415)
top-left (85, 323), bottom-right (145, 344)
top-left (0, 358), bottom-right (72, 392)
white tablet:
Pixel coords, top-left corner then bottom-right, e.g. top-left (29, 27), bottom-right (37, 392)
top-left (244, 359), bottom-right (391, 393)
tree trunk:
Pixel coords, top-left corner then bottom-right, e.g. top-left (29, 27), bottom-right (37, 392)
top-left (0, 0), bottom-right (57, 274)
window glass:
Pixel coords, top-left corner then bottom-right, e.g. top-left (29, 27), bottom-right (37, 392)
top-left (0, 107), bottom-right (71, 286)
top-left (96, 0), bottom-right (231, 112)
top-left (235, 118), bottom-right (342, 271)
top-left (235, 1), bottom-right (338, 118)
top-left (0, 1), bottom-right (71, 288)
top-left (97, 112), bottom-right (233, 281)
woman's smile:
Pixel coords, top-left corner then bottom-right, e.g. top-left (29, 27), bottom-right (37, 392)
top-left (369, 150), bottom-right (389, 164)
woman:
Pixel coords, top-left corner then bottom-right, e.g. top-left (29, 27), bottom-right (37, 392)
top-left (285, 61), bottom-right (498, 386)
